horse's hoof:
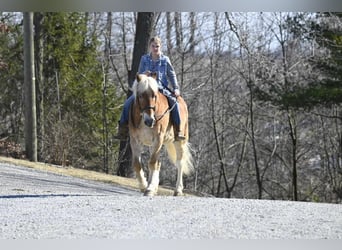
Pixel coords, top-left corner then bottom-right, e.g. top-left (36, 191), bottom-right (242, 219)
top-left (173, 191), bottom-right (184, 196)
top-left (144, 190), bottom-right (155, 197)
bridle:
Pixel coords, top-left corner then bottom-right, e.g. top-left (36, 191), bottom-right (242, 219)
top-left (137, 94), bottom-right (156, 114)
top-left (136, 91), bottom-right (176, 125)
top-left (140, 105), bottom-right (156, 113)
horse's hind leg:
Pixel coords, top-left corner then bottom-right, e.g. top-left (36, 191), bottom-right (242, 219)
top-left (174, 141), bottom-right (186, 196)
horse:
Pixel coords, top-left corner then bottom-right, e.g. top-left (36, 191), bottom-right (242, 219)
top-left (129, 74), bottom-right (193, 196)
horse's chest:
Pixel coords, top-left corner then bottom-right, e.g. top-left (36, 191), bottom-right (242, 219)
top-left (137, 126), bottom-right (156, 146)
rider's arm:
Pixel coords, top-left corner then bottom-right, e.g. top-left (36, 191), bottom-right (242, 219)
top-left (138, 55), bottom-right (149, 75)
top-left (165, 56), bottom-right (180, 96)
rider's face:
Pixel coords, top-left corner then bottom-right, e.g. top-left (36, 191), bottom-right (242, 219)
top-left (150, 42), bottom-right (161, 57)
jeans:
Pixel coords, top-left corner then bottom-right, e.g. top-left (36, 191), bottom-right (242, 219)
top-left (119, 89), bottom-right (181, 126)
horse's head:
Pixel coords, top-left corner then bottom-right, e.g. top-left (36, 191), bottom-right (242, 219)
top-left (133, 74), bottom-right (159, 128)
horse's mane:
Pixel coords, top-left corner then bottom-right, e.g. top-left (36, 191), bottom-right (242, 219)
top-left (132, 74), bottom-right (159, 97)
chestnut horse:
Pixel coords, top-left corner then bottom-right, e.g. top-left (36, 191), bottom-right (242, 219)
top-left (129, 74), bottom-right (193, 196)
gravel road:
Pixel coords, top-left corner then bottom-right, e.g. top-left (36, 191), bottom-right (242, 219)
top-left (0, 162), bottom-right (341, 239)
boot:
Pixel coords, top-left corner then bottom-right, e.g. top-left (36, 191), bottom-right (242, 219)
top-left (113, 122), bottom-right (129, 141)
top-left (174, 124), bottom-right (186, 141)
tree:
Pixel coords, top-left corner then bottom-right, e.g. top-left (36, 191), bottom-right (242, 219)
top-left (23, 12), bottom-right (37, 162)
top-left (304, 13), bottom-right (342, 201)
top-left (235, 13), bottom-right (315, 201)
top-left (37, 12), bottom-right (112, 169)
top-left (0, 13), bottom-right (23, 145)
top-left (117, 12), bottom-right (155, 177)
top-left (33, 12), bottom-right (45, 161)
top-left (2, 12), bottom-right (342, 203)
top-left (282, 13), bottom-right (342, 108)
top-left (225, 12), bottom-right (264, 199)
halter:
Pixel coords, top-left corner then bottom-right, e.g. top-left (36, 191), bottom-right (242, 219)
top-left (140, 105), bottom-right (156, 113)
top-left (138, 92), bottom-right (177, 123)
top-left (155, 101), bottom-right (177, 122)
top-left (137, 94), bottom-right (156, 114)
top-left (132, 93), bottom-right (177, 128)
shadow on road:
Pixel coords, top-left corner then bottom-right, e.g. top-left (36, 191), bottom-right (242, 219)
top-left (0, 194), bottom-right (98, 199)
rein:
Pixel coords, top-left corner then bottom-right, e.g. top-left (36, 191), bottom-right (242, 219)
top-left (155, 101), bottom-right (176, 122)
top-left (132, 94), bottom-right (177, 128)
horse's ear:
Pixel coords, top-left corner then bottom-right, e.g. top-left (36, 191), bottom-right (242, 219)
top-left (151, 72), bottom-right (157, 80)
top-left (136, 74), bottom-right (142, 82)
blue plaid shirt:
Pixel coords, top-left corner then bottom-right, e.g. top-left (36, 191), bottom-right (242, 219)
top-left (138, 53), bottom-right (179, 91)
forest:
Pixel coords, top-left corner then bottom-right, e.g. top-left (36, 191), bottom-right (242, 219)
top-left (0, 12), bottom-right (341, 203)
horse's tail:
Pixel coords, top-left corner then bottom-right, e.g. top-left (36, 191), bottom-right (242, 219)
top-left (166, 141), bottom-right (194, 176)
top-left (182, 142), bottom-right (194, 176)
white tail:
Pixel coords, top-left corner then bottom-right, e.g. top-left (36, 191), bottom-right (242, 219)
top-left (165, 141), bottom-right (194, 176)
top-left (182, 142), bottom-right (194, 176)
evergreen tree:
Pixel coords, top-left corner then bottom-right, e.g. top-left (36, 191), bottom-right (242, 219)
top-left (39, 12), bottom-right (120, 169)
top-left (0, 13), bottom-right (24, 143)
top-left (280, 13), bottom-right (342, 109)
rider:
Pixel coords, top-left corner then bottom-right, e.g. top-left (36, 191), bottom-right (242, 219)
top-left (114, 36), bottom-right (186, 141)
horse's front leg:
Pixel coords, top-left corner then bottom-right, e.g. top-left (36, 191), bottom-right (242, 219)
top-left (134, 156), bottom-right (148, 193)
top-left (131, 139), bottom-right (147, 192)
top-left (144, 142), bottom-right (163, 197)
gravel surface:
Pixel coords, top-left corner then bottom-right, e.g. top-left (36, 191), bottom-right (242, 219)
top-left (1, 163), bottom-right (341, 239)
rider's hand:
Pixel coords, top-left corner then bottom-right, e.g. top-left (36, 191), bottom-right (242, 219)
top-left (174, 89), bottom-right (180, 97)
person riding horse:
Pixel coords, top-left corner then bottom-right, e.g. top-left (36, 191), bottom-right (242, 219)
top-left (129, 74), bottom-right (193, 196)
top-left (114, 36), bottom-right (186, 141)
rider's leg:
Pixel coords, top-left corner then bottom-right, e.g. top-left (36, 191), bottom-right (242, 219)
top-left (168, 97), bottom-right (186, 141)
top-left (113, 95), bottom-right (134, 140)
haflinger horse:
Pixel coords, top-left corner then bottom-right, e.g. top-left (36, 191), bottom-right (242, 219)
top-left (129, 74), bottom-right (193, 196)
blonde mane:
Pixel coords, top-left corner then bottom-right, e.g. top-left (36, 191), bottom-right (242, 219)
top-left (132, 74), bottom-right (159, 97)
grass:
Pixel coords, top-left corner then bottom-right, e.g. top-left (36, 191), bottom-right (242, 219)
top-left (0, 156), bottom-right (178, 196)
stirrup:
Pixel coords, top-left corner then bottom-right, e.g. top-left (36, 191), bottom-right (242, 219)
top-left (175, 133), bottom-right (186, 141)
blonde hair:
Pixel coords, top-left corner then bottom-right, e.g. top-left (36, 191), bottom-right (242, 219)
top-left (149, 36), bottom-right (161, 46)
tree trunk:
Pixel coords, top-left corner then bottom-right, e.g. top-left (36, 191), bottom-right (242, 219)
top-left (249, 84), bottom-right (263, 199)
top-left (117, 12), bottom-right (155, 177)
top-left (23, 12), bottom-right (37, 162)
top-left (102, 12), bottom-right (112, 174)
top-left (188, 12), bottom-right (196, 54)
top-left (166, 12), bottom-right (172, 55)
top-left (288, 110), bottom-right (298, 201)
top-left (174, 12), bottom-right (182, 50)
top-left (33, 12), bottom-right (44, 161)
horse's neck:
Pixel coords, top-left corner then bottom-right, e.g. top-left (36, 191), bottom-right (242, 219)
top-left (156, 92), bottom-right (169, 114)
top-left (130, 101), bottom-right (142, 128)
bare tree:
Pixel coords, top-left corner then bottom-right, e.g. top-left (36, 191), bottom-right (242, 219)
top-left (117, 12), bottom-right (155, 177)
top-left (225, 12), bottom-right (263, 198)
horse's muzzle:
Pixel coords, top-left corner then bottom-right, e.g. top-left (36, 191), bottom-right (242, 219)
top-left (143, 113), bottom-right (155, 128)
